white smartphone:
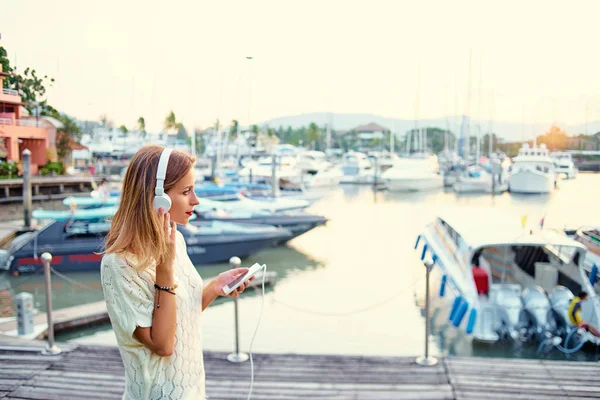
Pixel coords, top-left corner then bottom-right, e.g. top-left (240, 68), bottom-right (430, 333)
top-left (222, 263), bottom-right (264, 295)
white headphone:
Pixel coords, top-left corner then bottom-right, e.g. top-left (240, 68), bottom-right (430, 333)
top-left (153, 148), bottom-right (173, 212)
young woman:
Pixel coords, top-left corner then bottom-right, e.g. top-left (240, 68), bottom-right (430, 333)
top-left (101, 145), bottom-right (252, 399)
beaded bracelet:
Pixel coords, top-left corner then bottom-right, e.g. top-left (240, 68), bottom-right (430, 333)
top-left (155, 283), bottom-right (178, 291)
top-left (154, 284), bottom-right (176, 308)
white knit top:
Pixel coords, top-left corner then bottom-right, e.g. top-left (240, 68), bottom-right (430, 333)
top-left (101, 231), bottom-right (206, 399)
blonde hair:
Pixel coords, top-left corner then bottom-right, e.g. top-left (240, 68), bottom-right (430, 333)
top-left (105, 145), bottom-right (195, 270)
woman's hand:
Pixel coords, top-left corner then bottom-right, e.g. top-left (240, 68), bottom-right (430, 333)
top-left (156, 208), bottom-right (177, 281)
top-left (215, 268), bottom-right (254, 298)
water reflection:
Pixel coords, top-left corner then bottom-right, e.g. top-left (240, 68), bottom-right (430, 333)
top-left (54, 244), bottom-right (323, 341)
top-left (4, 173), bottom-right (599, 360)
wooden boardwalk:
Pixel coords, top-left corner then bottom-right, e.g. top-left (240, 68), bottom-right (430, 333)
top-left (0, 337), bottom-right (599, 399)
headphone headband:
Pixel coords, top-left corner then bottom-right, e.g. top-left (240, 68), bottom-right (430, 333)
top-left (155, 148), bottom-right (173, 196)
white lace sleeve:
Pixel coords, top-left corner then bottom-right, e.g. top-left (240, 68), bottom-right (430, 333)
top-left (101, 254), bottom-right (154, 339)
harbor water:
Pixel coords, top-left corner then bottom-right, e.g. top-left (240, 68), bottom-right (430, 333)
top-left (1, 173), bottom-right (599, 361)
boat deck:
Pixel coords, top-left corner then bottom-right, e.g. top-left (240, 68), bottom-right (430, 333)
top-left (0, 336), bottom-right (598, 399)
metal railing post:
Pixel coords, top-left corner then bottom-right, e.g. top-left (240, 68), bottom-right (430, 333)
top-left (227, 256), bottom-right (249, 363)
top-left (41, 252), bottom-right (61, 355)
top-left (22, 149), bottom-right (32, 229)
top-left (415, 258), bottom-right (438, 366)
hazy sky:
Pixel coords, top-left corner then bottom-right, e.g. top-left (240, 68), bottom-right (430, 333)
top-left (2, 0), bottom-right (600, 132)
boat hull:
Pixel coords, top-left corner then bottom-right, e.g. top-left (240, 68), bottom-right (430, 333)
top-left (509, 169), bottom-right (555, 194)
top-left (384, 176), bottom-right (444, 191)
top-left (3, 222), bottom-right (291, 274)
top-left (192, 214), bottom-right (327, 244)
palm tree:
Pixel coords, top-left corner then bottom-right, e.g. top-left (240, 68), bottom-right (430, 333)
top-left (137, 116), bottom-right (146, 132)
top-left (56, 114), bottom-right (82, 162)
top-left (229, 119), bottom-right (239, 139)
top-left (164, 111), bottom-right (177, 131)
top-left (307, 122), bottom-right (321, 149)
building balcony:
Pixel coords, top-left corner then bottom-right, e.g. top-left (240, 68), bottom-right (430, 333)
top-left (0, 88), bottom-right (22, 104)
top-left (0, 118), bottom-right (45, 128)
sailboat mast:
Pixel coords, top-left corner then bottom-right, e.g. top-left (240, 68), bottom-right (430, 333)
top-left (415, 63), bottom-right (421, 155)
top-left (476, 55), bottom-right (483, 164)
top-left (489, 91), bottom-right (494, 157)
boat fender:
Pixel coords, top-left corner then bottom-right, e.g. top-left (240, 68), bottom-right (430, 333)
top-left (414, 235), bottom-right (421, 249)
top-left (420, 243), bottom-right (428, 261)
top-left (590, 264), bottom-right (598, 286)
top-left (449, 296), bottom-right (463, 322)
top-left (439, 275), bottom-right (447, 297)
top-left (452, 300), bottom-right (469, 327)
top-left (466, 308), bottom-right (477, 334)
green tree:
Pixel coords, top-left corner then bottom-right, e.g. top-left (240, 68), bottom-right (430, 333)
top-left (1, 46), bottom-right (55, 115)
top-left (164, 111), bottom-right (178, 131)
top-left (99, 114), bottom-right (113, 128)
top-left (306, 122), bottom-right (322, 149)
top-left (481, 133), bottom-right (499, 154)
top-left (229, 120), bottom-right (239, 139)
top-left (176, 122), bottom-right (188, 141)
top-left (536, 125), bottom-right (568, 151)
top-left (137, 116), bottom-right (146, 134)
top-left (119, 125), bottom-right (128, 134)
top-left (56, 114), bottom-right (82, 162)
top-left (0, 46), bottom-right (11, 89)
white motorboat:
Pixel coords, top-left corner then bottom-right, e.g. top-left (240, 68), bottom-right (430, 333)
top-left (415, 210), bottom-right (600, 352)
top-left (509, 144), bottom-right (556, 194)
top-left (295, 151), bottom-right (343, 188)
top-left (381, 155), bottom-right (443, 191)
top-left (551, 151), bottom-right (578, 179)
top-left (339, 151), bottom-right (374, 184)
top-left (238, 155), bottom-right (303, 189)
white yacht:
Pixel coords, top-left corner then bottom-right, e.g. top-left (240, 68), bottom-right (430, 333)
top-left (551, 151), bottom-right (578, 179)
top-left (509, 144), bottom-right (556, 194)
top-left (295, 151), bottom-right (343, 188)
top-left (339, 151), bottom-right (374, 184)
top-left (367, 151), bottom-right (399, 172)
top-left (416, 211), bottom-right (600, 350)
top-left (238, 155), bottom-right (303, 189)
top-left (381, 155), bottom-right (443, 191)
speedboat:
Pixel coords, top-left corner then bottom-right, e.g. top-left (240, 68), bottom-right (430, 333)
top-left (0, 208), bottom-right (291, 274)
top-left (193, 199), bottom-right (327, 244)
top-left (415, 210), bottom-right (600, 352)
top-left (567, 226), bottom-right (600, 271)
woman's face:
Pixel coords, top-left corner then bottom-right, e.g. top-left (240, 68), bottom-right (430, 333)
top-left (165, 168), bottom-right (200, 225)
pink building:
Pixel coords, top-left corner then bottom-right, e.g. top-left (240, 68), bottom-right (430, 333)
top-left (0, 65), bottom-right (49, 174)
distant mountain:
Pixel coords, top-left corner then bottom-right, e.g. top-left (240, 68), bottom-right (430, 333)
top-left (259, 112), bottom-right (600, 142)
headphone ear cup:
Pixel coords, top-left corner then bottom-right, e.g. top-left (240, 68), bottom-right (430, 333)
top-left (153, 195), bottom-right (172, 212)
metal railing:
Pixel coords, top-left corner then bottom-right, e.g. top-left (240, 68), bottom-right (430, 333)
top-left (1, 88), bottom-right (19, 96)
top-left (0, 118), bottom-right (43, 127)
top-left (15, 119), bottom-right (43, 127)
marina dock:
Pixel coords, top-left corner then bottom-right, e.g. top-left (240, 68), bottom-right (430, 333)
top-left (0, 176), bottom-right (96, 204)
top-left (0, 336), bottom-right (598, 399)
